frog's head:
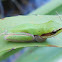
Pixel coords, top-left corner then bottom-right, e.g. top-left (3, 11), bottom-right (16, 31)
top-left (41, 28), bottom-right (62, 38)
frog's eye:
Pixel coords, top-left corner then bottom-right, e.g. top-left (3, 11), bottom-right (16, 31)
top-left (52, 28), bottom-right (62, 34)
top-left (51, 30), bottom-right (57, 34)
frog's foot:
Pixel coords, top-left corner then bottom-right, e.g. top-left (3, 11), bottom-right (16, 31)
top-left (34, 35), bottom-right (47, 42)
top-left (5, 32), bottom-right (35, 42)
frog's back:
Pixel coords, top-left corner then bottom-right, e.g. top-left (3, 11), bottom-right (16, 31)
top-left (10, 23), bottom-right (42, 35)
top-left (10, 20), bottom-right (62, 36)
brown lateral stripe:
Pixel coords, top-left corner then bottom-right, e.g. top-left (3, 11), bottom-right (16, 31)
top-left (41, 28), bottom-right (62, 36)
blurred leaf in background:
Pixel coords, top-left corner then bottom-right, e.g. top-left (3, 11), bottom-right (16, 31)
top-left (0, 0), bottom-right (50, 18)
top-left (15, 47), bottom-right (62, 62)
top-left (30, 0), bottom-right (62, 15)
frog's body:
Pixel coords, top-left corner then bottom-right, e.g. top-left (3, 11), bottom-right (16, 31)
top-left (5, 20), bottom-right (62, 42)
top-left (9, 20), bottom-right (59, 35)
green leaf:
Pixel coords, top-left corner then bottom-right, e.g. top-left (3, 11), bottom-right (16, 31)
top-left (29, 0), bottom-right (62, 15)
top-left (0, 15), bottom-right (62, 54)
top-left (15, 47), bottom-right (62, 62)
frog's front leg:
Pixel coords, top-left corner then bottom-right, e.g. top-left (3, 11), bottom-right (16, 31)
top-left (4, 32), bottom-right (35, 42)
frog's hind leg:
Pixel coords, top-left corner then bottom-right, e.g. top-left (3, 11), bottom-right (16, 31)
top-left (34, 35), bottom-right (47, 42)
top-left (4, 32), bottom-right (35, 42)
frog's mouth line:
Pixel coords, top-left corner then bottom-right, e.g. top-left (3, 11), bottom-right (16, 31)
top-left (41, 28), bottom-right (62, 38)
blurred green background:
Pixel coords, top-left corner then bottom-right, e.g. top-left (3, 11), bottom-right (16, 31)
top-left (0, 0), bottom-right (62, 62)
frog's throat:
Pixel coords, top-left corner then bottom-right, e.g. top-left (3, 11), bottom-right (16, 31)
top-left (41, 28), bottom-right (62, 38)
